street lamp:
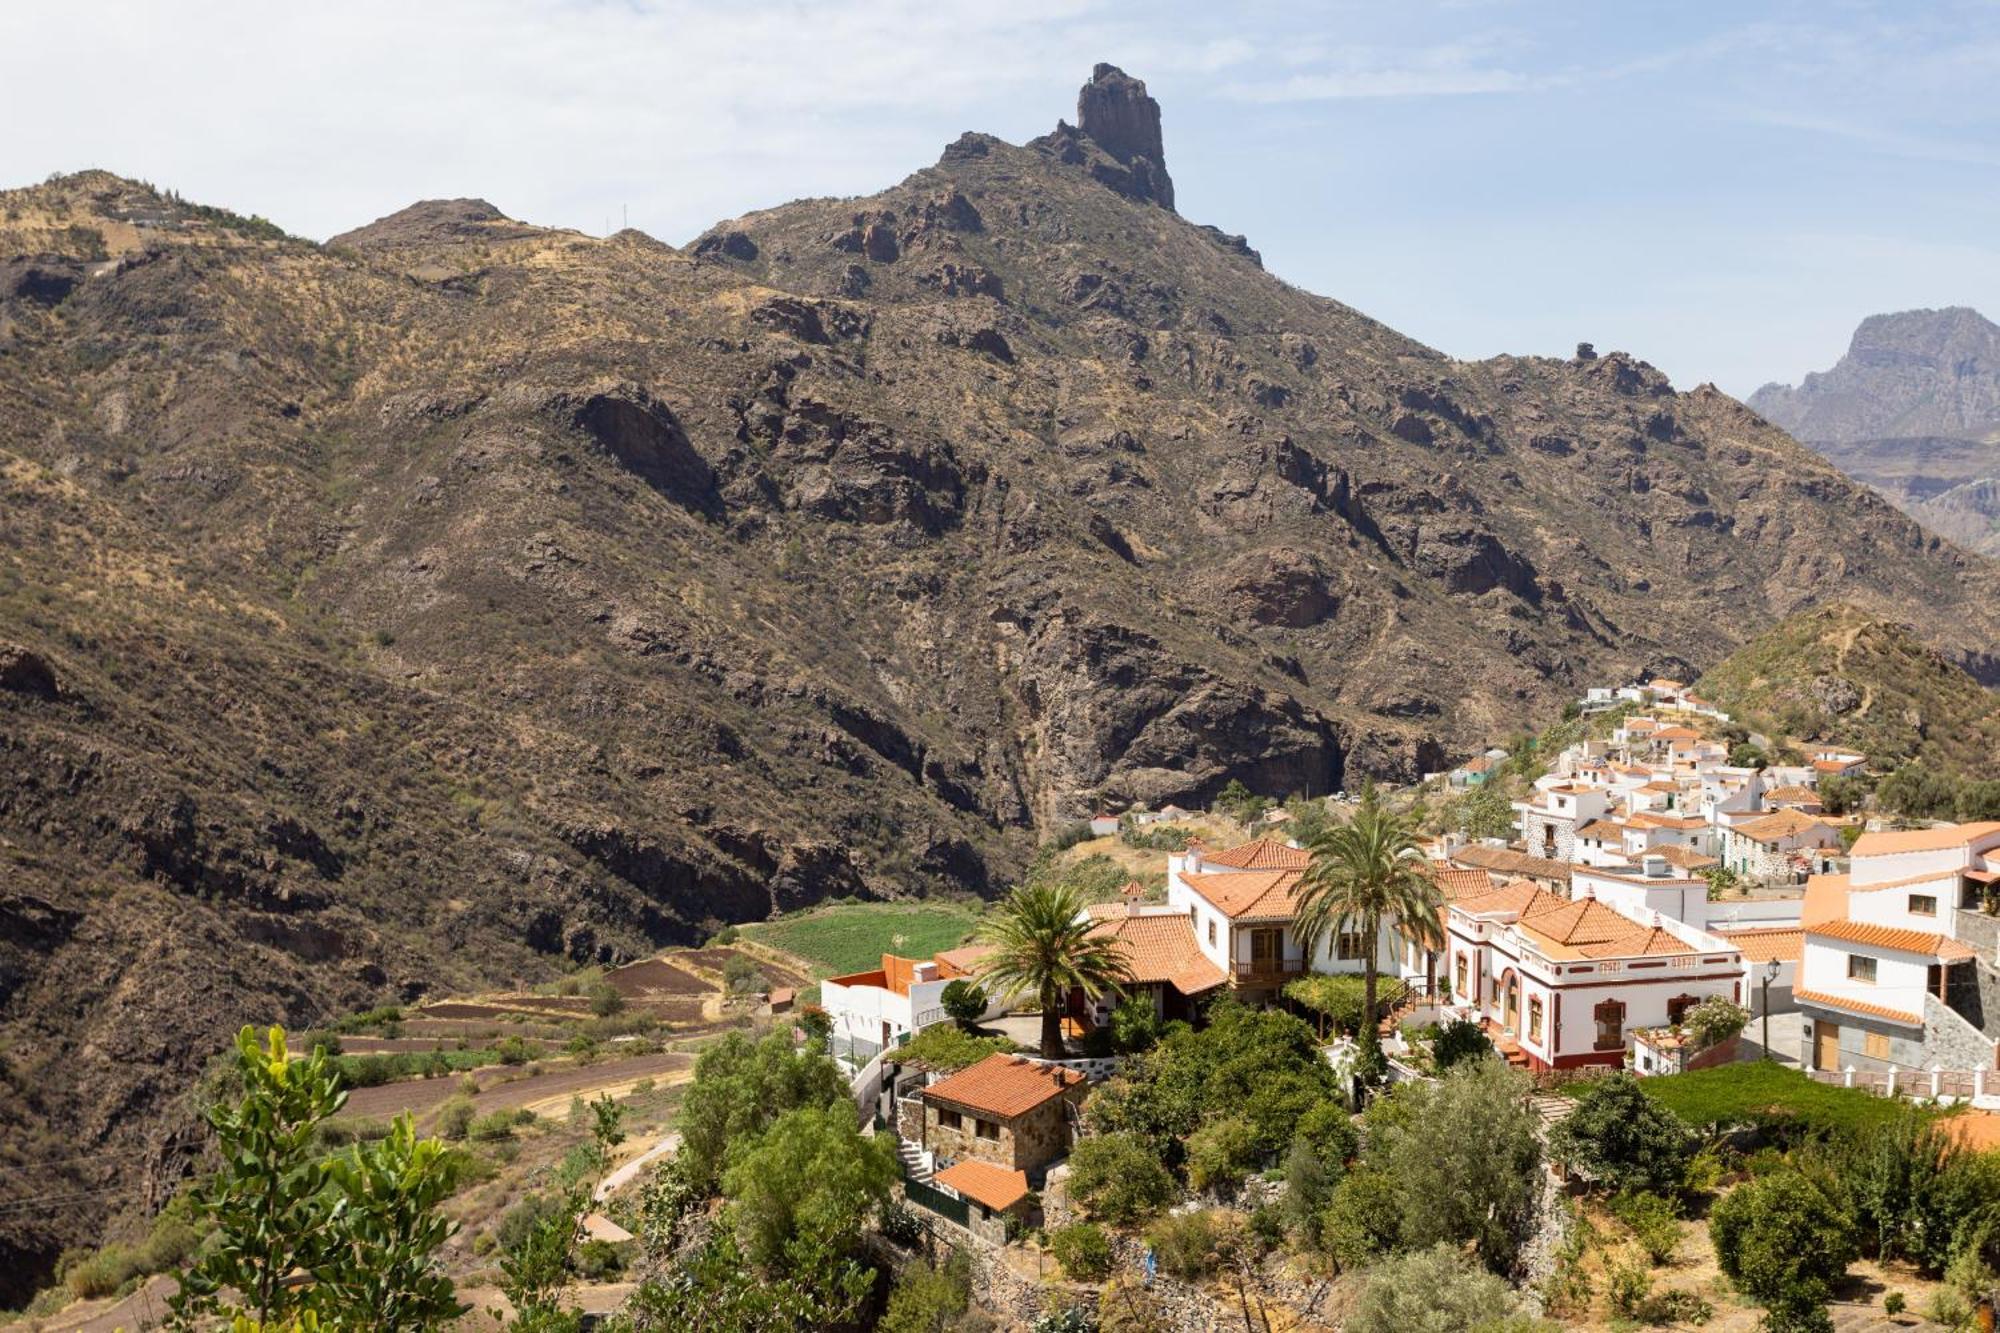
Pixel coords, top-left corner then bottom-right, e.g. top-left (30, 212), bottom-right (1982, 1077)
top-left (1761, 957), bottom-right (1781, 1061)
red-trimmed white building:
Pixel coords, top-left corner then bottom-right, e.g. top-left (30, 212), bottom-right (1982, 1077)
top-left (1442, 879), bottom-right (1747, 1072)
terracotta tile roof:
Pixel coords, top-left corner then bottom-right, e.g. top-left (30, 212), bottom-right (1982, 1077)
top-left (1575, 819), bottom-right (1627, 841)
top-left (1628, 812), bottom-right (1709, 830)
top-left (1182, 867), bottom-right (1303, 921)
top-left (1794, 988), bottom-right (1923, 1026)
top-left (1449, 844), bottom-right (1572, 883)
top-left (922, 1054), bottom-right (1086, 1119)
top-left (1718, 926), bottom-right (1803, 963)
top-left (1516, 896), bottom-right (1704, 960)
top-left (1648, 844), bottom-right (1720, 870)
top-left (1763, 784), bottom-right (1821, 805)
top-left (1732, 809), bottom-right (1835, 844)
top-left (1087, 912), bottom-right (1229, 995)
top-left (933, 1159), bottom-right (1030, 1212)
top-left (1813, 758), bottom-right (1862, 772)
top-left (1653, 727), bottom-right (1702, 742)
top-left (1453, 878), bottom-right (1556, 919)
top-left (1425, 864), bottom-right (1496, 900)
top-left (1200, 837), bottom-right (1311, 871)
top-left (1806, 919), bottom-right (1976, 960)
top-left (1851, 822), bottom-right (2000, 858)
top-left (933, 944), bottom-right (994, 976)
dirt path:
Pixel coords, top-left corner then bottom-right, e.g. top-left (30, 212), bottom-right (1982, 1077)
top-left (341, 1051), bottom-right (692, 1122)
top-left (41, 1273), bottom-right (174, 1332)
top-left (595, 1131), bottom-right (680, 1202)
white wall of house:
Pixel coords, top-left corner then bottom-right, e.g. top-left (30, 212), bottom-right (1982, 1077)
top-left (1798, 939), bottom-right (1932, 1020)
top-left (821, 977), bottom-right (917, 1055)
top-left (1846, 878), bottom-right (1958, 935)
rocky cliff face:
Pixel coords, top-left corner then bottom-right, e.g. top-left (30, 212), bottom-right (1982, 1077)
top-left (3, 73), bottom-right (1998, 1287)
top-left (1750, 308), bottom-right (2000, 555)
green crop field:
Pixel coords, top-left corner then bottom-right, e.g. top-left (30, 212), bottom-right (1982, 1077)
top-left (744, 900), bottom-right (984, 977)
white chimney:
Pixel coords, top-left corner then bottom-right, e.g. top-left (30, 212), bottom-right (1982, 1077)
top-left (1643, 854), bottom-right (1668, 879)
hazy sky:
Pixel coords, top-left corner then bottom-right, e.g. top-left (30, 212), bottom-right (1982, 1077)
top-left (7, 0), bottom-right (1999, 396)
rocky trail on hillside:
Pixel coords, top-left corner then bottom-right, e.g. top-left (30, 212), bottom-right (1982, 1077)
top-left (4, 65), bottom-right (1999, 1291)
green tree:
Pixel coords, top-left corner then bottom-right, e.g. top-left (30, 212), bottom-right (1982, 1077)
top-left (1293, 789), bottom-right (1442, 1097)
top-left (1548, 1075), bottom-right (1694, 1195)
top-left (676, 1031), bottom-right (847, 1190)
top-left (1049, 1222), bottom-right (1115, 1280)
top-left (171, 1026), bottom-right (349, 1328)
top-left (1108, 994), bottom-right (1163, 1053)
top-left (1184, 1115), bottom-right (1258, 1196)
top-left (627, 1229), bottom-right (873, 1333)
top-left (1346, 1243), bottom-right (1537, 1333)
top-left (976, 879), bottom-right (1132, 1058)
top-left (1431, 1017), bottom-right (1493, 1071)
top-left (1067, 1132), bottom-right (1176, 1223)
top-left (938, 978), bottom-right (987, 1027)
top-left (1283, 973), bottom-right (1370, 1038)
top-left (721, 1102), bottom-right (898, 1272)
top-left (171, 1026), bottom-right (466, 1331)
top-left (1710, 1171), bottom-right (1857, 1318)
top-left (1363, 1058), bottom-right (1543, 1269)
top-left (1816, 774), bottom-right (1867, 816)
top-left (317, 1117), bottom-right (466, 1328)
top-left (896, 1024), bottom-right (1019, 1071)
top-left (878, 1254), bottom-right (971, 1333)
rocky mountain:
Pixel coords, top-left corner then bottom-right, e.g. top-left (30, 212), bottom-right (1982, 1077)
top-left (1696, 603), bottom-right (2000, 777)
top-left (1749, 307), bottom-right (2000, 554)
top-left (4, 66), bottom-right (1999, 1287)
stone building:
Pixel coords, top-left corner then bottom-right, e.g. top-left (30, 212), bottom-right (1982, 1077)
top-left (918, 1053), bottom-right (1087, 1181)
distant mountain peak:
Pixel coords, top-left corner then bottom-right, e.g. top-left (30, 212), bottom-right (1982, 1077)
top-left (327, 197), bottom-right (544, 250)
top-left (1749, 305), bottom-right (2000, 445)
top-left (1031, 64), bottom-right (1175, 210)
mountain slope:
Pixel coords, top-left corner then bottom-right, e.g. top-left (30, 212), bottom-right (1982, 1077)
top-left (3, 66), bottom-right (1999, 1287)
top-left (1695, 603), bottom-right (2000, 776)
top-left (1750, 307), bottom-right (2000, 554)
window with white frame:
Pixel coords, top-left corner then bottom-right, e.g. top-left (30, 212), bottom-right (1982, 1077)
top-left (1848, 954), bottom-right (1878, 984)
top-left (1336, 929), bottom-right (1367, 961)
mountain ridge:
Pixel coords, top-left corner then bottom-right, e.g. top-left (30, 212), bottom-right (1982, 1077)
top-left (3, 66), bottom-right (1999, 1289)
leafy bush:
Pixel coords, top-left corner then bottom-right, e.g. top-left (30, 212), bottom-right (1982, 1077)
top-left (1610, 1190), bottom-right (1682, 1264)
top-left (939, 978), bottom-right (987, 1026)
top-left (1293, 1101), bottom-right (1359, 1168)
top-left (1108, 995), bottom-right (1162, 1054)
top-left (495, 1036), bottom-right (533, 1066)
top-left (1185, 1115), bottom-right (1258, 1196)
top-left (1049, 1222), bottom-right (1114, 1280)
top-left (1710, 1170), bottom-right (1857, 1313)
top-left (1068, 1133), bottom-right (1176, 1224)
top-left (1145, 1209), bottom-right (1230, 1281)
top-left (1430, 1017), bottom-right (1493, 1071)
top-left (878, 1199), bottom-right (924, 1248)
top-left (1682, 997), bottom-right (1749, 1050)
top-left (1548, 1074), bottom-right (1693, 1194)
top-left (1883, 1290), bottom-right (1905, 1316)
top-left (879, 1254), bottom-right (971, 1333)
top-left (722, 954), bottom-right (765, 994)
top-left (436, 1096), bottom-right (476, 1141)
top-left (710, 925), bottom-right (741, 946)
top-left (1283, 974), bottom-right (1369, 1037)
top-left (588, 982), bottom-right (625, 1017)
top-left (1346, 1243), bottom-right (1530, 1333)
top-left (469, 1109), bottom-right (523, 1142)
top-left (1318, 1166), bottom-right (1402, 1269)
top-left (896, 1025), bottom-right (1019, 1071)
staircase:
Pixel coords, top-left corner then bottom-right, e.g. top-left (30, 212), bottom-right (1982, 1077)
top-left (897, 1137), bottom-right (934, 1184)
top-left (1531, 1094), bottom-right (1574, 1131)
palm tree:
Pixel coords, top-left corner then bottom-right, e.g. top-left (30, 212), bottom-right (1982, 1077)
top-left (1292, 788), bottom-right (1444, 1053)
top-left (976, 880), bottom-right (1132, 1058)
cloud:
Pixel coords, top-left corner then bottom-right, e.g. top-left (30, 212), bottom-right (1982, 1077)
top-left (1220, 42), bottom-right (1541, 102)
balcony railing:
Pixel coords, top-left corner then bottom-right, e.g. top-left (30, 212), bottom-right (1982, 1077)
top-left (1234, 958), bottom-right (1307, 982)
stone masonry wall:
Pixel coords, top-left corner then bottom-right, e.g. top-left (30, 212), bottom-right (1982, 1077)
top-left (1924, 993), bottom-right (1999, 1070)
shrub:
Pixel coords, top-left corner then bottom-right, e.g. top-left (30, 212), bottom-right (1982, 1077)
top-left (496, 1191), bottom-right (568, 1254)
top-left (436, 1096), bottom-right (476, 1142)
top-left (1346, 1243), bottom-right (1529, 1333)
top-left (896, 1025), bottom-right (1018, 1072)
top-left (939, 978), bottom-right (987, 1027)
top-left (1108, 994), bottom-right (1162, 1054)
top-left (589, 981), bottom-right (625, 1018)
top-left (1882, 1290), bottom-right (1905, 1316)
top-left (495, 1036), bottom-right (532, 1066)
top-left (879, 1254), bottom-right (971, 1333)
top-left (722, 954), bottom-right (765, 994)
top-left (1682, 997), bottom-right (1749, 1050)
top-left (711, 925), bottom-right (740, 946)
top-left (1049, 1222), bottom-right (1114, 1280)
top-left (1710, 1171), bottom-right (1857, 1312)
top-left (878, 1200), bottom-right (923, 1248)
top-left (1068, 1133), bottom-right (1176, 1224)
top-left (1293, 1101), bottom-right (1358, 1168)
top-left (1548, 1074), bottom-right (1692, 1194)
top-left (1606, 1252), bottom-right (1652, 1317)
top-left (1145, 1209), bottom-right (1229, 1281)
top-left (1430, 1017), bottom-right (1493, 1071)
top-left (1923, 1288), bottom-right (1971, 1330)
top-left (469, 1109), bottom-right (521, 1142)
top-left (1611, 1190), bottom-right (1682, 1264)
top-left (1185, 1115), bottom-right (1258, 1196)
top-left (1318, 1166), bottom-right (1401, 1269)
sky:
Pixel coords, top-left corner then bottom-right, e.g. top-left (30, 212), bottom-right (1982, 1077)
top-left (6, 0), bottom-right (2000, 396)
